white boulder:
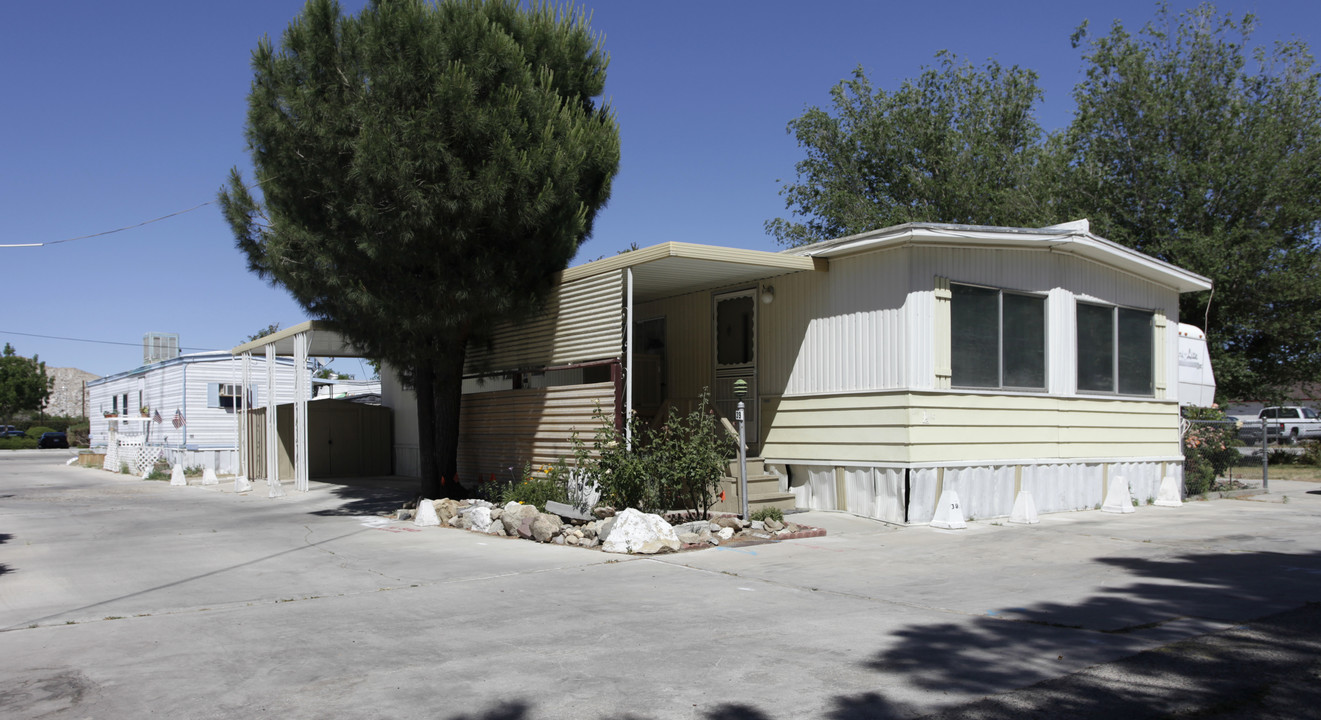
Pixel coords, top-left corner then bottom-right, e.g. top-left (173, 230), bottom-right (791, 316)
top-left (601, 509), bottom-right (681, 555)
top-left (414, 499), bottom-right (441, 527)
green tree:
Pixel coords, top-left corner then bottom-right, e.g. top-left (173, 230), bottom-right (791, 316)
top-left (1063, 4), bottom-right (1321, 402)
top-left (246, 323), bottom-right (281, 342)
top-left (0, 344), bottom-right (52, 427)
top-left (220, 0), bottom-right (619, 498)
top-left (768, 52), bottom-right (1061, 247)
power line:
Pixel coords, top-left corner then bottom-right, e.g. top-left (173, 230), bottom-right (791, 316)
top-left (0, 201), bottom-right (216, 249)
top-left (0, 329), bottom-right (218, 353)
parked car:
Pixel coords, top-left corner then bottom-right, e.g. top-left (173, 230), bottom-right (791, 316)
top-left (3, 429), bottom-right (26, 439)
top-left (1238, 406), bottom-right (1321, 445)
top-left (37, 432), bottom-right (68, 449)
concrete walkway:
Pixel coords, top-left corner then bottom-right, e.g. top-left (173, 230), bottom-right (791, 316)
top-left (2, 452), bottom-right (1320, 719)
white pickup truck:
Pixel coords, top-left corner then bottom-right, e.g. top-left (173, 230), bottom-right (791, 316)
top-left (1238, 406), bottom-right (1321, 445)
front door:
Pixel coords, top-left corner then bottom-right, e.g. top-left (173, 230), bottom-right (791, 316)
top-left (713, 289), bottom-right (758, 455)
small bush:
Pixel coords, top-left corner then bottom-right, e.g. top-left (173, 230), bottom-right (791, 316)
top-left (751, 507), bottom-right (784, 523)
top-left (499, 471), bottom-right (568, 512)
top-left (1183, 406), bottom-right (1238, 495)
top-left (1268, 448), bottom-right (1299, 466)
top-left (1298, 440), bottom-right (1321, 466)
top-left (183, 465), bottom-right (205, 478)
top-left (25, 426), bottom-right (55, 439)
top-left (0, 437), bottom-right (37, 450)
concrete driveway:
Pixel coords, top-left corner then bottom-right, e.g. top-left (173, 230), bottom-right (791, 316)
top-left (3, 451), bottom-right (1321, 719)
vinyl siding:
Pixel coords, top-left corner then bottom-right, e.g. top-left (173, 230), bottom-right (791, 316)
top-left (457, 381), bottom-right (615, 482)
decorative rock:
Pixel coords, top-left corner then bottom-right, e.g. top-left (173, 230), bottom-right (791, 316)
top-left (672, 521), bottom-right (711, 536)
top-left (786, 523), bottom-right (802, 533)
top-left (501, 513), bottom-right (521, 535)
top-left (517, 520), bottom-right (535, 540)
top-left (447, 515), bottom-right (461, 527)
top-left (531, 518), bottom-right (556, 543)
top-left (487, 521), bottom-right (506, 537)
top-left (454, 515), bottom-right (473, 530)
top-left (538, 513), bottom-right (564, 534)
top-left (397, 509), bottom-right (414, 521)
top-left (581, 536), bottom-right (599, 548)
top-left (597, 516), bottom-right (617, 543)
top-left (718, 527), bottom-right (734, 540)
top-left (750, 520), bottom-right (765, 531)
top-left (601, 508), bottom-right (680, 555)
top-left (490, 508), bottom-right (503, 520)
top-left (466, 506), bottom-right (493, 533)
top-left (593, 506), bottom-right (616, 519)
top-left (434, 498), bottom-right (461, 524)
top-left (679, 532), bottom-right (702, 545)
top-left (708, 522), bottom-right (722, 533)
top-left (546, 500), bottom-right (593, 522)
top-left (503, 501), bottom-right (524, 515)
top-left (565, 534), bottom-right (581, 546)
top-left (714, 516), bottom-right (743, 531)
top-left (552, 535), bottom-right (566, 545)
top-left (414, 499), bottom-right (441, 527)
top-left (764, 518), bottom-right (784, 531)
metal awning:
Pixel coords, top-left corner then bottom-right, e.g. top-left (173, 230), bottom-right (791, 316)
top-left (230, 321), bottom-right (362, 358)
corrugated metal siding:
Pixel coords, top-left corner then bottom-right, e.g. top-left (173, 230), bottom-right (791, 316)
top-left (457, 381), bottom-right (615, 483)
top-left (465, 270), bottom-right (624, 373)
top-left (942, 465), bottom-right (1015, 519)
top-left (1022, 462), bottom-right (1105, 513)
top-left (843, 466), bottom-right (905, 523)
top-left (1112, 460), bottom-right (1164, 504)
top-left (636, 290), bottom-right (711, 406)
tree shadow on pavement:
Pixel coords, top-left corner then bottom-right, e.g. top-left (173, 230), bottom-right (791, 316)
top-left (855, 549), bottom-right (1321, 718)
top-left (308, 484), bottom-right (415, 518)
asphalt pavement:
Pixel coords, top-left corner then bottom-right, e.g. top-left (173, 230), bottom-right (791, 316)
top-left (2, 450), bottom-right (1321, 719)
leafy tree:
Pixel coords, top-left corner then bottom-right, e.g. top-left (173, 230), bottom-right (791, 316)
top-left (246, 323), bottom-right (281, 342)
top-left (1063, 4), bottom-right (1321, 402)
top-left (220, 0), bottom-right (619, 498)
top-left (768, 52), bottom-right (1060, 247)
top-left (0, 343), bottom-right (52, 427)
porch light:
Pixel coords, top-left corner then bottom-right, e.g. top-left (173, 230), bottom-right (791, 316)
top-left (761, 285), bottom-right (775, 304)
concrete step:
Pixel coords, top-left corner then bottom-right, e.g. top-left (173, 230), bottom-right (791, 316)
top-left (727, 457), bottom-right (766, 478)
top-left (747, 492), bottom-right (797, 513)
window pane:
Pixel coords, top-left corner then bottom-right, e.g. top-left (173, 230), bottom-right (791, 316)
top-left (1077, 303), bottom-right (1114, 392)
top-left (951, 284), bottom-right (999, 387)
top-left (1003, 293), bottom-right (1045, 388)
top-left (1117, 309), bottom-right (1153, 395)
top-left (715, 295), bottom-right (754, 366)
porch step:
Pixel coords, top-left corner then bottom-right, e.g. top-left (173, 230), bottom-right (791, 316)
top-left (712, 467), bottom-right (798, 516)
top-left (727, 457), bottom-right (766, 478)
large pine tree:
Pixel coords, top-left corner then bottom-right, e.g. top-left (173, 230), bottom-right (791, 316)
top-left (220, 0), bottom-right (620, 497)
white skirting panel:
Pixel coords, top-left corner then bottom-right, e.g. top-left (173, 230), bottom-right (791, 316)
top-left (942, 465), bottom-right (1015, 520)
top-left (788, 465), bottom-right (837, 510)
top-left (1022, 463), bottom-right (1105, 513)
top-left (1111, 461), bottom-right (1163, 505)
top-left (843, 466), bottom-right (905, 524)
top-left (906, 468), bottom-right (939, 523)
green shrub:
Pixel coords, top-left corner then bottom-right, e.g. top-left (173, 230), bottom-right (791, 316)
top-left (0, 437), bottom-right (37, 450)
top-left (1268, 448), bottom-right (1299, 466)
top-left (751, 507), bottom-right (784, 523)
top-left (1182, 406), bottom-right (1238, 495)
top-left (25, 426), bottom-right (55, 439)
top-left (499, 469), bottom-right (568, 512)
top-left (183, 466), bottom-right (206, 478)
top-left (1300, 440), bottom-right (1321, 466)
top-left (574, 390), bottom-right (736, 517)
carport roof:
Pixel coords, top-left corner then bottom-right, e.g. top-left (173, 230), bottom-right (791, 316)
top-left (230, 321), bottom-right (361, 358)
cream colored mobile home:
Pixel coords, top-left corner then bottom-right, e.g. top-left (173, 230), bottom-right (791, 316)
top-left (383, 220), bottom-right (1211, 523)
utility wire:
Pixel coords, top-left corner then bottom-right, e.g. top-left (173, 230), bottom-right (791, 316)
top-left (0, 329), bottom-right (218, 353)
top-left (0, 201), bottom-right (216, 248)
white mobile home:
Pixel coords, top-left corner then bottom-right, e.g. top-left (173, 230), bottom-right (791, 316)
top-left (88, 351), bottom-right (303, 475)
top-left (380, 220), bottom-right (1210, 522)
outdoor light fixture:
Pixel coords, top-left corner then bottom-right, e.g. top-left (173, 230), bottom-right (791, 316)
top-left (761, 285), bottom-right (775, 304)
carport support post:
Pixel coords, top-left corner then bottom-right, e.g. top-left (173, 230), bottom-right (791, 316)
top-left (265, 345), bottom-right (283, 497)
top-left (294, 331), bottom-right (309, 493)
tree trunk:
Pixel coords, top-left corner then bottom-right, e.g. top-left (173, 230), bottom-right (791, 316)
top-left (414, 366), bottom-right (440, 499)
top-left (429, 345), bottom-right (468, 500)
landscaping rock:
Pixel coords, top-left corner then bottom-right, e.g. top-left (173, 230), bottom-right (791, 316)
top-left (601, 509), bottom-right (680, 555)
top-left (672, 521), bottom-right (710, 536)
top-left (679, 532), bottom-right (702, 545)
top-left (531, 518), bottom-right (556, 543)
top-left (414, 500), bottom-right (440, 527)
top-left (764, 518), bottom-right (784, 532)
top-left (517, 520), bottom-right (535, 540)
top-left (714, 516), bottom-right (743, 531)
top-left (581, 536), bottom-right (599, 548)
top-left (593, 506), bottom-right (616, 519)
top-left (552, 536), bottom-right (565, 545)
top-left (718, 527), bottom-right (734, 541)
top-left (537, 513), bottom-right (564, 534)
top-left (750, 520), bottom-right (765, 530)
top-left (565, 534), bottom-right (581, 546)
top-left (466, 506), bottom-right (493, 533)
top-left (546, 500), bottom-right (593, 522)
top-left (487, 521), bottom-right (506, 537)
top-left (434, 498), bottom-right (461, 524)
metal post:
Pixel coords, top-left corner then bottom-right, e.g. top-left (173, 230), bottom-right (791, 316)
top-left (733, 378), bottom-right (749, 519)
top-left (1261, 419), bottom-right (1269, 492)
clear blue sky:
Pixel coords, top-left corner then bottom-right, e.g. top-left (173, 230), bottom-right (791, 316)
top-left (2, 0), bottom-right (1316, 377)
